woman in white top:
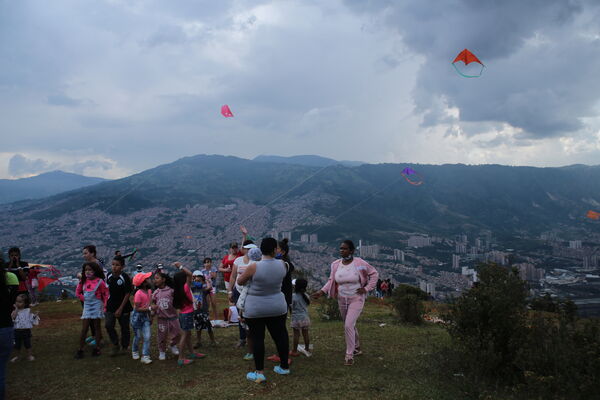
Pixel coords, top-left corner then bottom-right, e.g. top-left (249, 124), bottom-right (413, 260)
top-left (229, 240), bottom-right (257, 350)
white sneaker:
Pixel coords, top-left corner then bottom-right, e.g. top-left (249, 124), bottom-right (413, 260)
top-left (170, 345), bottom-right (179, 355)
top-left (140, 356), bottom-right (152, 364)
top-left (132, 351), bottom-right (140, 360)
top-left (27, 355), bottom-right (35, 361)
top-left (159, 352), bottom-right (166, 361)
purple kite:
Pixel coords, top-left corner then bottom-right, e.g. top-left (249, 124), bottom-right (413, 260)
top-left (401, 167), bottom-right (423, 186)
top-left (221, 105), bottom-right (234, 118)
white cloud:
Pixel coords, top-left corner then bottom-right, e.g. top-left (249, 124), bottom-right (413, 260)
top-left (0, 0), bottom-right (599, 181)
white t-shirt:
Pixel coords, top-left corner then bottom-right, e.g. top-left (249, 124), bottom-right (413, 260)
top-left (13, 308), bottom-right (40, 329)
top-left (233, 256), bottom-right (252, 292)
top-left (228, 305), bottom-right (239, 323)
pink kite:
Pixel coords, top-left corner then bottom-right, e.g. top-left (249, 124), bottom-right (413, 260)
top-left (221, 105), bottom-right (234, 118)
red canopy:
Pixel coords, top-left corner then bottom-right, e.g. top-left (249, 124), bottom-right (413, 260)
top-left (37, 277), bottom-right (58, 292)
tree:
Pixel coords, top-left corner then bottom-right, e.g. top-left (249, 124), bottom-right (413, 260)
top-left (447, 263), bottom-right (528, 380)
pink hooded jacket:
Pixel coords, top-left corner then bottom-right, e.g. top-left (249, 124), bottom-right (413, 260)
top-left (321, 257), bottom-right (379, 299)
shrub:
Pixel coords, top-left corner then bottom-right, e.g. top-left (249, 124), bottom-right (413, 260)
top-left (390, 284), bottom-right (429, 324)
top-left (516, 313), bottom-right (600, 398)
top-left (443, 263), bottom-right (600, 398)
top-left (317, 297), bottom-right (342, 321)
top-left (446, 263), bottom-right (528, 382)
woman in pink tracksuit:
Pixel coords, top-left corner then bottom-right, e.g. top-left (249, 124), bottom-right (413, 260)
top-left (313, 240), bottom-right (378, 366)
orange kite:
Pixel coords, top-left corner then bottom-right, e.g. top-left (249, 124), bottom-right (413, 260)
top-left (587, 210), bottom-right (600, 220)
top-left (452, 49), bottom-right (485, 78)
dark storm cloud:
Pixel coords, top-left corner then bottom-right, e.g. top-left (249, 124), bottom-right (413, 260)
top-left (346, 0), bottom-right (600, 139)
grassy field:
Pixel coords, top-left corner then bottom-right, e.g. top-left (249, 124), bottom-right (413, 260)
top-left (6, 296), bottom-right (468, 400)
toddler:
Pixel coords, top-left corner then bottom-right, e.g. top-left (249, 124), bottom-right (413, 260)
top-left (10, 294), bottom-right (39, 362)
top-left (290, 278), bottom-right (311, 357)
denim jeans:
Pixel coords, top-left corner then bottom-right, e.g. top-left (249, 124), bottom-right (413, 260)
top-left (0, 327), bottom-right (15, 400)
top-left (131, 312), bottom-right (151, 357)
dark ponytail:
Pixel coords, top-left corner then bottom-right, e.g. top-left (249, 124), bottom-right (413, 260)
top-left (294, 278), bottom-right (310, 305)
top-left (278, 238), bottom-right (290, 262)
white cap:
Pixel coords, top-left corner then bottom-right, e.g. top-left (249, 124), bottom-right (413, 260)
top-left (243, 243), bottom-right (258, 249)
top-left (192, 270), bottom-right (203, 276)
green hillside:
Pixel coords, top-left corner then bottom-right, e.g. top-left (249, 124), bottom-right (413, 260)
top-left (5, 155), bottom-right (600, 242)
top-left (7, 298), bottom-right (464, 400)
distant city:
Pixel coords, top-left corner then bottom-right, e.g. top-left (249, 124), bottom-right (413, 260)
top-left (35, 216), bottom-right (600, 317)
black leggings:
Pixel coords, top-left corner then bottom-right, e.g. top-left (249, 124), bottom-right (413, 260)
top-left (14, 329), bottom-right (32, 350)
top-left (246, 314), bottom-right (289, 371)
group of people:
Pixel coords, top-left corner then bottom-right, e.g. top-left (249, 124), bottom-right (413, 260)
top-left (1, 229), bottom-right (379, 397)
top-left (376, 278), bottom-right (395, 298)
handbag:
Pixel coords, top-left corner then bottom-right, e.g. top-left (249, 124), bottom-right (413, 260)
top-left (236, 281), bottom-right (250, 312)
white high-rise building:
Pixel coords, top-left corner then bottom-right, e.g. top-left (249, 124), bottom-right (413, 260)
top-left (360, 245), bottom-right (380, 258)
top-left (408, 235), bottom-right (431, 248)
top-left (309, 234), bottom-right (318, 243)
top-left (569, 240), bottom-right (582, 249)
top-left (475, 238), bottom-right (483, 249)
top-left (393, 249), bottom-right (405, 262)
top-left (281, 231), bottom-right (292, 241)
top-left (455, 243), bottom-right (467, 254)
top-left (419, 280), bottom-right (436, 297)
top-left (300, 234), bottom-right (309, 242)
top-left (452, 254), bottom-right (460, 269)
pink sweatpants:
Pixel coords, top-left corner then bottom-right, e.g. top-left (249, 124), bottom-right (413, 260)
top-left (337, 295), bottom-right (365, 358)
top-left (157, 318), bottom-right (181, 352)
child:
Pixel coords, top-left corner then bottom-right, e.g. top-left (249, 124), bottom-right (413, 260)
top-left (131, 271), bottom-right (153, 364)
top-left (10, 294), bottom-right (40, 362)
top-left (193, 274), bottom-right (216, 347)
top-left (152, 270), bottom-right (181, 361)
top-left (75, 262), bottom-right (108, 358)
top-left (290, 278), bottom-right (311, 357)
top-left (173, 262), bottom-right (205, 366)
top-left (227, 301), bottom-right (239, 324)
top-left (201, 258), bottom-right (218, 320)
top-left (105, 256), bottom-right (132, 356)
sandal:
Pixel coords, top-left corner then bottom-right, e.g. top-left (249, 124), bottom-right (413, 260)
top-left (344, 357), bottom-right (354, 366)
top-left (353, 349), bottom-right (363, 356)
top-left (177, 358), bottom-right (194, 366)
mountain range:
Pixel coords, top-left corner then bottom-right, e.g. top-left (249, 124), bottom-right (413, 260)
top-left (253, 154), bottom-right (363, 167)
top-left (3, 155), bottom-right (600, 243)
top-left (0, 171), bottom-right (106, 204)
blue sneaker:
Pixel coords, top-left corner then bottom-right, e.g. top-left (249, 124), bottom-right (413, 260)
top-left (85, 337), bottom-right (96, 346)
top-left (273, 365), bottom-right (290, 375)
top-left (246, 371), bottom-right (267, 383)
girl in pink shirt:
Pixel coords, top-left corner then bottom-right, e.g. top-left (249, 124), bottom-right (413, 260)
top-left (75, 262), bottom-right (108, 359)
top-left (131, 272), bottom-right (153, 364)
top-left (173, 263), bottom-right (205, 366)
top-left (151, 271), bottom-right (181, 361)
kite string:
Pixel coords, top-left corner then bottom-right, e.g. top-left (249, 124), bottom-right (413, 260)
top-left (102, 168), bottom-right (161, 214)
top-left (236, 164), bottom-right (333, 228)
top-left (307, 177), bottom-right (404, 236)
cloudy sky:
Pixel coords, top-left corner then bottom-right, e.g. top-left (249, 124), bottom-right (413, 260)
top-left (1, 0), bottom-right (600, 179)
